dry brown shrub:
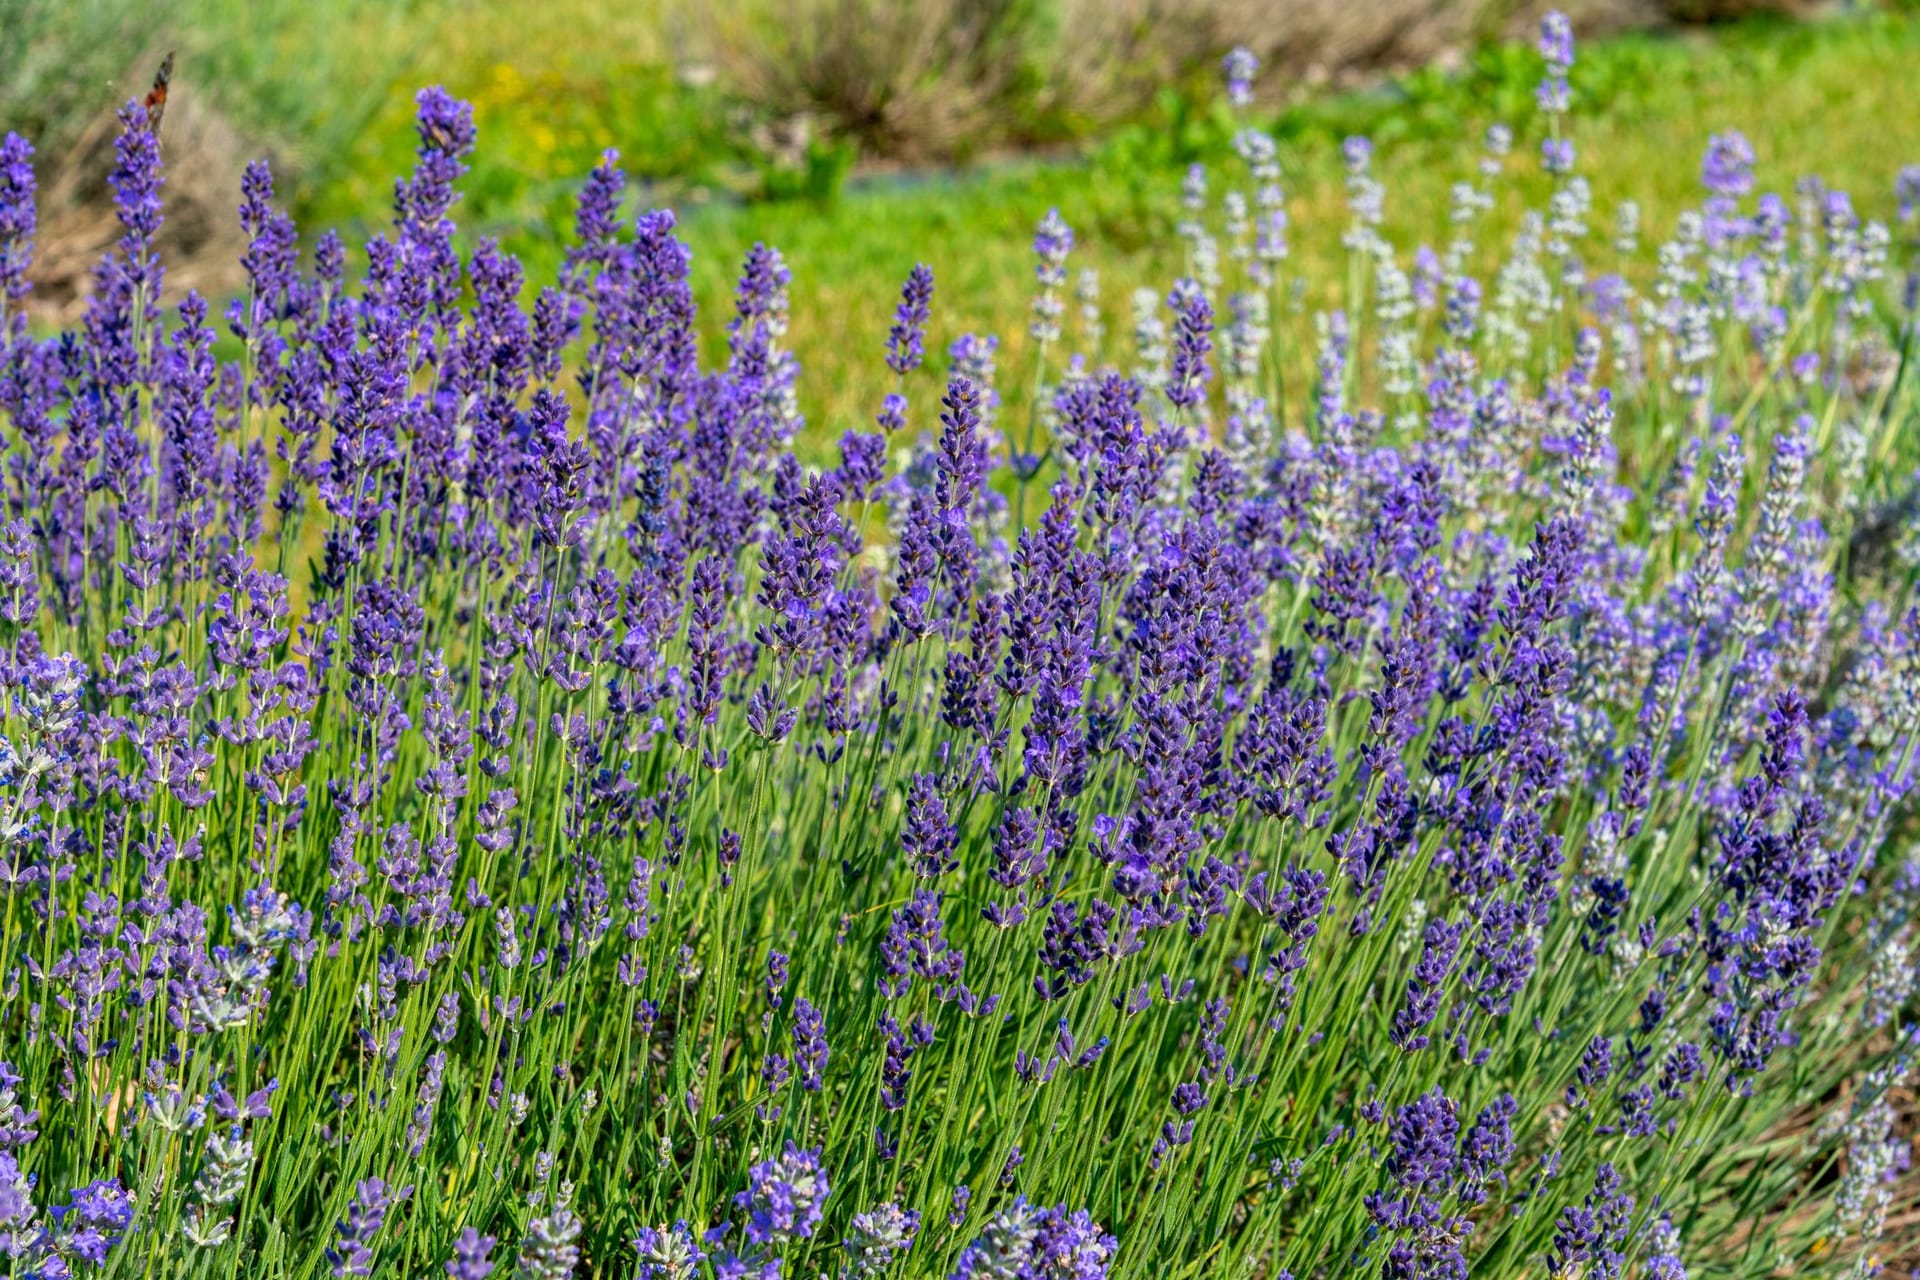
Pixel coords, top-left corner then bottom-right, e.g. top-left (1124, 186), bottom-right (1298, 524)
top-left (704, 0), bottom-right (1493, 160)
top-left (1183, 0), bottom-right (1485, 85)
top-left (701, 0), bottom-right (1836, 163)
top-left (702, 0), bottom-right (1040, 161)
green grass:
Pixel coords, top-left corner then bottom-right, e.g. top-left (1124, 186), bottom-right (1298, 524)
top-left (671, 12), bottom-right (1920, 452)
top-left (31, 2), bottom-right (1920, 460)
top-left (24, 0), bottom-right (1920, 407)
top-left (266, 8), bottom-right (1920, 461)
top-left (289, 0), bottom-right (736, 225)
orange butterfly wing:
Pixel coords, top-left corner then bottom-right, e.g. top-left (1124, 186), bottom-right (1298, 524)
top-left (143, 52), bottom-right (175, 134)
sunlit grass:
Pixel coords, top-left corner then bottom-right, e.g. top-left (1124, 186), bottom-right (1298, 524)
top-left (283, 9), bottom-right (1920, 458)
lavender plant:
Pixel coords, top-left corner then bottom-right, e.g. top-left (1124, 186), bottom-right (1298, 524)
top-left (0, 18), bottom-right (1918, 1280)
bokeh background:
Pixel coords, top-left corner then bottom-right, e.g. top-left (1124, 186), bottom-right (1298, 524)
top-left (3, 0), bottom-right (1916, 458)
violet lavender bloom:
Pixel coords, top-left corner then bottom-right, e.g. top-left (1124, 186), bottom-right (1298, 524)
top-left (635, 1222), bottom-right (704, 1280)
top-left (1549, 1163), bottom-right (1634, 1279)
top-left (875, 392), bottom-right (909, 437)
top-left (1539, 11), bottom-right (1574, 71)
top-left (1389, 1089), bottom-right (1458, 1190)
top-left (108, 101), bottom-right (164, 287)
top-left (1029, 1206), bottom-right (1117, 1280)
top-left (1702, 131), bottom-right (1756, 199)
top-left (737, 1142), bottom-right (828, 1245)
top-left (1031, 211), bottom-right (1074, 345)
top-left (886, 264), bottom-right (935, 378)
top-left (1898, 165), bottom-right (1920, 222)
top-left (1152, 1080), bottom-right (1210, 1166)
top-left (1456, 1094), bottom-right (1517, 1205)
top-left (1684, 435), bottom-right (1744, 626)
top-left (903, 773), bottom-right (959, 879)
top-left (445, 1227), bottom-right (498, 1280)
top-left (879, 889), bottom-right (965, 997)
top-left (0, 1151), bottom-right (37, 1251)
top-left (842, 1202), bottom-right (920, 1276)
top-left (327, 1179), bottom-right (394, 1277)
top-left (730, 241), bottom-right (791, 363)
top-left (792, 998), bottom-right (829, 1091)
top-left (1164, 280), bottom-right (1214, 413)
top-left (234, 160), bottom-right (298, 336)
top-left (0, 134), bottom-right (35, 310)
top-left (1223, 47), bottom-right (1259, 108)
top-left (878, 1011), bottom-right (917, 1111)
top-left (765, 950), bottom-right (789, 1009)
top-left (48, 1178), bottom-right (134, 1265)
top-left (836, 430), bottom-right (889, 499)
top-left (561, 148), bottom-right (625, 292)
top-left (357, 90), bottom-right (474, 341)
top-left (988, 805), bottom-right (1045, 921)
top-left (0, 1063), bottom-right (39, 1153)
top-left (1362, 1087), bottom-right (1472, 1277)
top-left (1569, 1036), bottom-right (1614, 1108)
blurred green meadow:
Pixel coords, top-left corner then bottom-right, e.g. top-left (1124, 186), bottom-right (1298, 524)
top-left (406, 6), bottom-right (1920, 466)
top-left (660, 13), bottom-right (1920, 461)
top-left (9, 0), bottom-right (1920, 459)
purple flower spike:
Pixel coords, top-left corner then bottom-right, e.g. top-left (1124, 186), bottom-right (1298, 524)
top-left (445, 1227), bottom-right (498, 1280)
top-left (1165, 280), bottom-right (1214, 412)
top-left (1539, 12), bottom-right (1575, 71)
top-left (1223, 47), bottom-right (1259, 108)
top-left (1702, 131), bottom-right (1756, 199)
top-left (327, 1178), bottom-right (394, 1278)
top-left (0, 133), bottom-right (35, 307)
top-left (737, 1141), bottom-right (829, 1245)
top-left (887, 263), bottom-right (935, 377)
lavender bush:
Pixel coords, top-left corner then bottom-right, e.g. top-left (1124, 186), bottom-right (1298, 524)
top-left (1, 17), bottom-right (1918, 1279)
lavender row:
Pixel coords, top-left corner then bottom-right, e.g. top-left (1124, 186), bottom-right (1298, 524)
top-left (0, 16), bottom-right (1918, 1280)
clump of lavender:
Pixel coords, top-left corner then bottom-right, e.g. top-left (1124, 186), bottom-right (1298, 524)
top-left (950, 1200), bottom-right (1115, 1280)
top-left (0, 17), bottom-right (1912, 1280)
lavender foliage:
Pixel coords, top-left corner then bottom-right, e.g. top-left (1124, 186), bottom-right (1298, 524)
top-left (0, 20), bottom-right (1914, 1280)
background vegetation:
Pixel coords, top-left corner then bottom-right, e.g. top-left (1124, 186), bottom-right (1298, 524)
top-left (3, 0), bottom-right (1918, 451)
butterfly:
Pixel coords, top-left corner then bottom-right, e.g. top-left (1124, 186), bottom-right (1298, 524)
top-left (143, 52), bottom-right (175, 135)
